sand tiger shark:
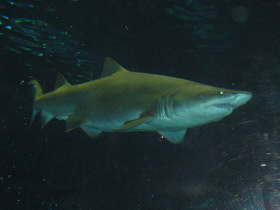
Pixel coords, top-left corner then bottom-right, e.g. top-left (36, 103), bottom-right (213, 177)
top-left (29, 57), bottom-right (252, 144)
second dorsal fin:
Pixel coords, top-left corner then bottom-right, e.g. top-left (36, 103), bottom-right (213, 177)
top-left (55, 73), bottom-right (71, 90)
top-left (101, 57), bottom-right (128, 78)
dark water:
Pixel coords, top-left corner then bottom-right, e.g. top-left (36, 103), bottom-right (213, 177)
top-left (1, 0), bottom-right (280, 209)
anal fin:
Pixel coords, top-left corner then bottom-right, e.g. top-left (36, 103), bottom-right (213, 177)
top-left (30, 109), bottom-right (39, 126)
top-left (41, 111), bottom-right (54, 129)
top-left (65, 115), bottom-right (84, 132)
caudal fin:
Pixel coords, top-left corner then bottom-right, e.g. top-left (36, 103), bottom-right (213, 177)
top-left (28, 79), bottom-right (43, 125)
top-left (28, 74), bottom-right (67, 129)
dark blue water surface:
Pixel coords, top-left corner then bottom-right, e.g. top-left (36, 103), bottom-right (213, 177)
top-left (1, 0), bottom-right (280, 209)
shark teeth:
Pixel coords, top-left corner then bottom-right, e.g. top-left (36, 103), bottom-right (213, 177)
top-left (212, 103), bottom-right (236, 110)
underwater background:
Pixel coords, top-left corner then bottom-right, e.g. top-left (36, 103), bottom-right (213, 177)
top-left (1, 0), bottom-right (280, 209)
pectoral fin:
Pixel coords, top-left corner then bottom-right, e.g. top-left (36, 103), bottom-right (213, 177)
top-left (116, 116), bottom-right (153, 131)
top-left (158, 129), bottom-right (187, 144)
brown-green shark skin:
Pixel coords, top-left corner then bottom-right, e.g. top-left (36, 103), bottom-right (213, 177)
top-left (29, 57), bottom-right (252, 144)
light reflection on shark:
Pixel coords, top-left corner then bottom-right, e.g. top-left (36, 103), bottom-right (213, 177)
top-left (29, 58), bottom-right (252, 143)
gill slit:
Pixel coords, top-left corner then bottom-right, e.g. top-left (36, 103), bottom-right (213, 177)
top-left (158, 93), bottom-right (175, 119)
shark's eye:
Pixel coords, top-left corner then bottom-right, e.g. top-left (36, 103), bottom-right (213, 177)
top-left (218, 91), bottom-right (224, 95)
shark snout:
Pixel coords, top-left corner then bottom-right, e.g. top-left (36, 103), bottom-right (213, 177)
top-left (204, 91), bottom-right (252, 112)
top-left (233, 92), bottom-right (252, 107)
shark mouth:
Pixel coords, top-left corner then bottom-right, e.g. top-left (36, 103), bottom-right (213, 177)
top-left (212, 103), bottom-right (236, 111)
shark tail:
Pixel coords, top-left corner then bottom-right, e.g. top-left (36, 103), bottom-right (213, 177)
top-left (28, 79), bottom-right (43, 126)
top-left (28, 74), bottom-right (68, 129)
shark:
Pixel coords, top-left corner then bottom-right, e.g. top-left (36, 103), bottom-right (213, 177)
top-left (29, 57), bottom-right (252, 144)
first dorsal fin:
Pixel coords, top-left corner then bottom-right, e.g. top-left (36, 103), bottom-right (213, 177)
top-left (55, 73), bottom-right (71, 90)
top-left (101, 57), bottom-right (128, 78)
